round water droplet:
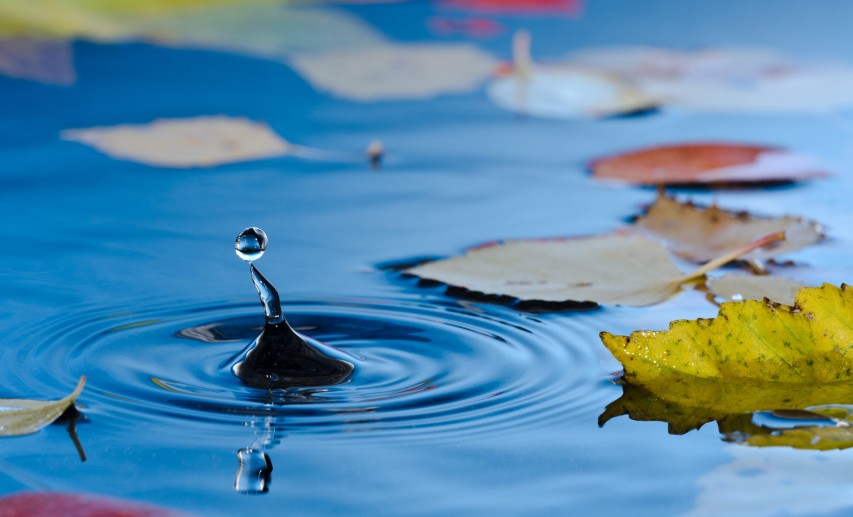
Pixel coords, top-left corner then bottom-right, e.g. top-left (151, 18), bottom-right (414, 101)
top-left (235, 227), bottom-right (268, 263)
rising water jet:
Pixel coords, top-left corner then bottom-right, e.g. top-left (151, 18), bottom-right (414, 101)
top-left (231, 227), bottom-right (354, 389)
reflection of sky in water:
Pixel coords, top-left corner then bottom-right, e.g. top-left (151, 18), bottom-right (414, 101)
top-left (3, 0), bottom-right (853, 515)
top-left (684, 446), bottom-right (853, 517)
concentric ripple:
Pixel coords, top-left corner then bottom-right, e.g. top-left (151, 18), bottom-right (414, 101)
top-left (8, 298), bottom-right (602, 439)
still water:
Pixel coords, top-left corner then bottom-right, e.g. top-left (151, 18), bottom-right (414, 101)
top-left (4, 1), bottom-right (853, 515)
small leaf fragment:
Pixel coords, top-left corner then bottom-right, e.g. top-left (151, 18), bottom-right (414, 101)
top-left (0, 376), bottom-right (86, 437)
top-left (633, 194), bottom-right (823, 262)
top-left (708, 274), bottom-right (807, 305)
top-left (405, 233), bottom-right (774, 307)
top-left (590, 142), bottom-right (828, 186)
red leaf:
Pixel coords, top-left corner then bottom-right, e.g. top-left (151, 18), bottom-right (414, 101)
top-left (589, 142), bottom-right (828, 186)
top-left (0, 492), bottom-right (188, 517)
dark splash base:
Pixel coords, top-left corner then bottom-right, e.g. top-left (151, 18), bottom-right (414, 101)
top-left (231, 322), bottom-right (354, 390)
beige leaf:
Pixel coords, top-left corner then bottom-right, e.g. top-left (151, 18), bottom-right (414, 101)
top-left (62, 116), bottom-right (291, 168)
top-left (633, 195), bottom-right (823, 262)
top-left (288, 43), bottom-right (498, 101)
top-left (0, 377), bottom-right (85, 437)
top-left (708, 275), bottom-right (807, 305)
top-left (405, 233), bottom-right (777, 307)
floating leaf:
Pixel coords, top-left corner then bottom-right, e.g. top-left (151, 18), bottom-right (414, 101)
top-left (288, 43), bottom-right (497, 101)
top-left (0, 491), bottom-right (187, 516)
top-left (0, 376), bottom-right (85, 437)
top-left (633, 195), bottom-right (823, 262)
top-left (440, 0), bottom-right (584, 15)
top-left (405, 233), bottom-right (779, 307)
top-left (487, 30), bottom-right (655, 119)
top-left (590, 142), bottom-right (828, 186)
top-left (0, 37), bottom-right (75, 84)
top-left (62, 116), bottom-right (291, 168)
top-left (708, 274), bottom-right (807, 305)
top-left (602, 283), bottom-right (853, 405)
top-left (568, 45), bottom-right (853, 113)
top-left (144, 4), bottom-right (385, 58)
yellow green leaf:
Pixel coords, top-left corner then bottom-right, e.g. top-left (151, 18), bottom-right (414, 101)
top-left (0, 376), bottom-right (86, 437)
top-left (601, 283), bottom-right (853, 388)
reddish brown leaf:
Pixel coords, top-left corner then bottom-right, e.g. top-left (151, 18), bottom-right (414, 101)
top-left (0, 492), bottom-right (188, 517)
top-left (590, 142), bottom-right (827, 186)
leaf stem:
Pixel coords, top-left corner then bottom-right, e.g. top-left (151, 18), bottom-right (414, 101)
top-left (677, 231), bottom-right (786, 284)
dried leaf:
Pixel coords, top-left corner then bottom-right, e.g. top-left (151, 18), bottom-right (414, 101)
top-left (568, 46), bottom-right (853, 113)
top-left (0, 377), bottom-right (85, 437)
top-left (633, 195), bottom-right (823, 262)
top-left (602, 283), bottom-right (853, 403)
top-left (62, 116), bottom-right (290, 168)
top-left (405, 233), bottom-right (778, 307)
top-left (590, 142), bottom-right (827, 186)
top-left (708, 275), bottom-right (808, 305)
top-left (0, 38), bottom-right (75, 84)
top-left (0, 491), bottom-right (187, 516)
top-left (288, 43), bottom-right (497, 101)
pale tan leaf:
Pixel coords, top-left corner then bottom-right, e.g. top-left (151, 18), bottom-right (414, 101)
top-left (62, 116), bottom-right (291, 168)
top-left (633, 195), bottom-right (823, 262)
top-left (405, 233), bottom-right (776, 307)
top-left (288, 43), bottom-right (498, 101)
top-left (0, 377), bottom-right (86, 437)
top-left (708, 275), bottom-right (807, 305)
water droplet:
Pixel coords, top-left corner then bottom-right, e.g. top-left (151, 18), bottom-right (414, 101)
top-left (234, 448), bottom-right (272, 494)
top-left (731, 293), bottom-right (744, 302)
top-left (235, 227), bottom-right (268, 263)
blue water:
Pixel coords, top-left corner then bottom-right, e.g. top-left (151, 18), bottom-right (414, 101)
top-left (4, 1), bottom-right (853, 515)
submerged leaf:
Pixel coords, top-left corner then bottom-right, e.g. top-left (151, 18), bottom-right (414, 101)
top-left (0, 376), bottom-right (86, 436)
top-left (62, 116), bottom-right (291, 168)
top-left (590, 142), bottom-right (827, 186)
top-left (405, 233), bottom-right (778, 307)
top-left (708, 274), bottom-right (807, 305)
top-left (0, 37), bottom-right (75, 84)
top-left (633, 195), bottom-right (823, 262)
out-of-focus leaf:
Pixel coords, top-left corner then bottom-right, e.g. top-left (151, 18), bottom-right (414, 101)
top-left (440, 0), bottom-right (584, 16)
top-left (487, 30), bottom-right (655, 119)
top-left (569, 45), bottom-right (853, 113)
top-left (288, 43), bottom-right (497, 101)
top-left (62, 116), bottom-right (291, 168)
top-left (633, 195), bottom-right (823, 262)
top-left (590, 142), bottom-right (828, 186)
top-left (0, 38), bottom-right (75, 84)
top-left (0, 0), bottom-right (282, 40)
top-left (405, 233), bottom-right (779, 307)
top-left (0, 491), bottom-right (188, 516)
top-left (708, 275), bottom-right (807, 305)
top-left (142, 4), bottom-right (385, 57)
top-left (0, 377), bottom-right (85, 437)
